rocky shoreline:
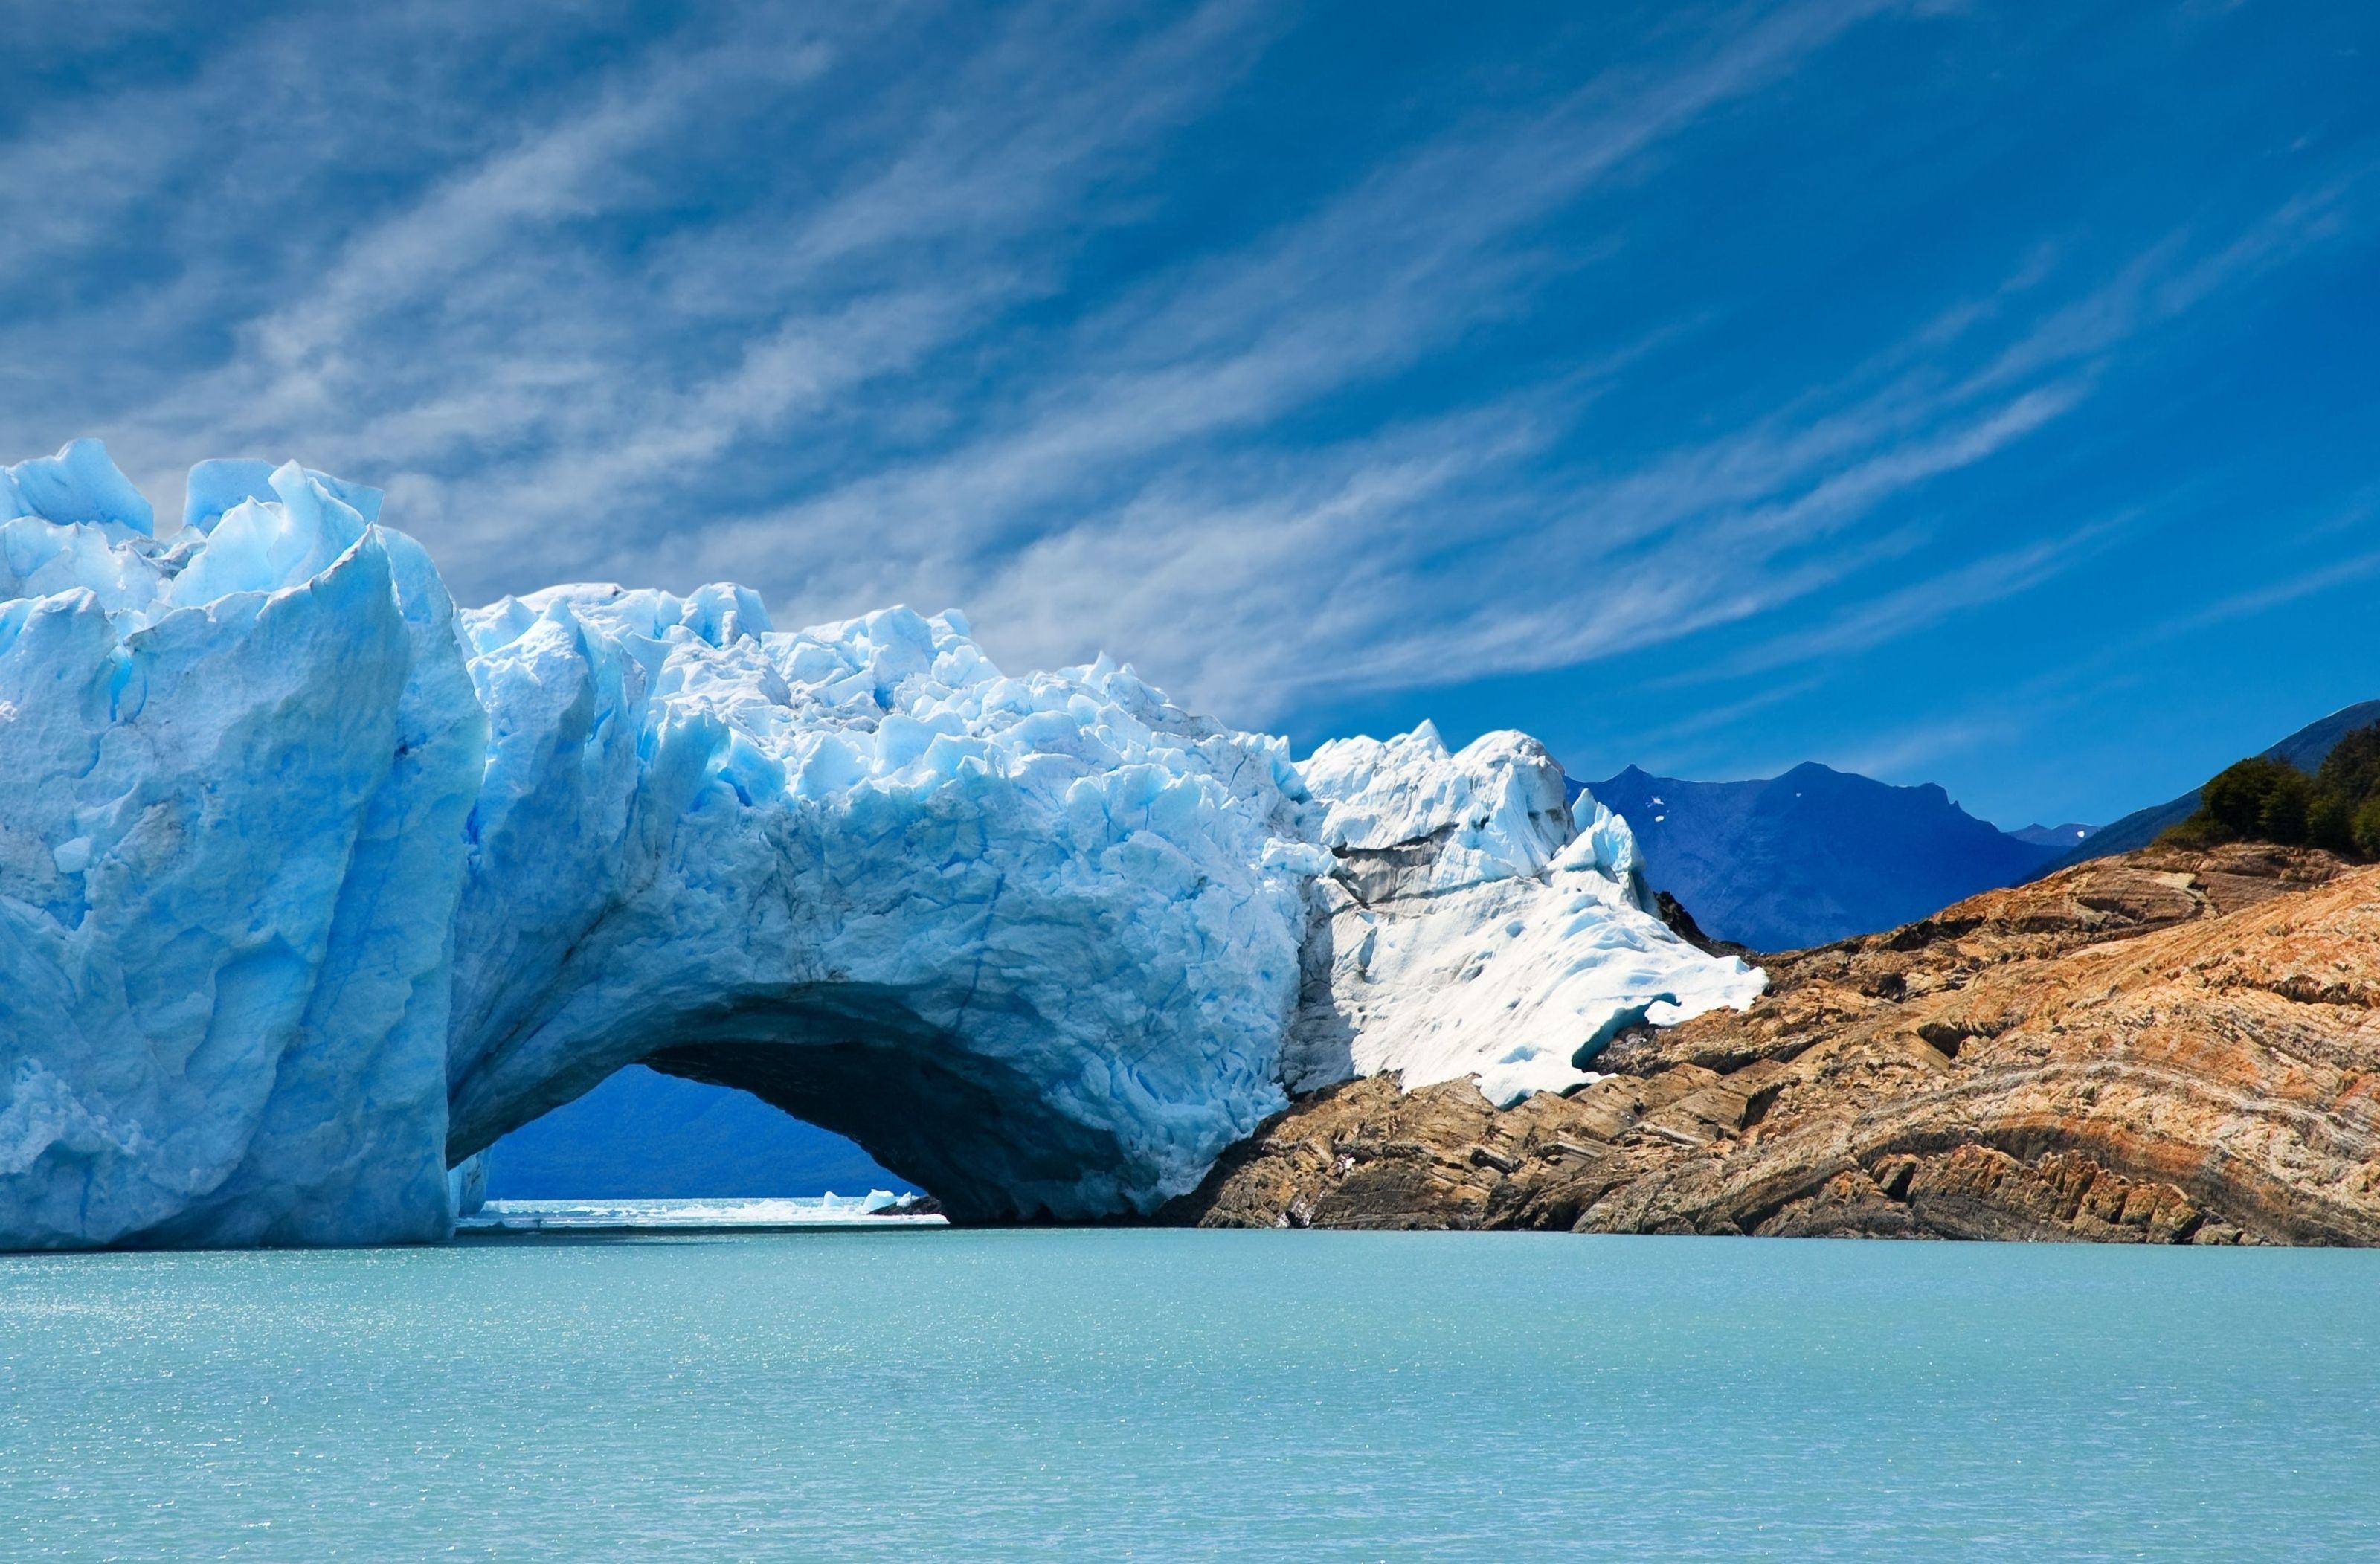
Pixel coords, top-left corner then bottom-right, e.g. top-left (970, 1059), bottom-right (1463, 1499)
top-left (1165, 843), bottom-right (2380, 1243)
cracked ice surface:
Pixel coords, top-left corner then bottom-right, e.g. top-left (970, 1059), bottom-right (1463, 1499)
top-left (0, 440), bottom-right (1757, 1248)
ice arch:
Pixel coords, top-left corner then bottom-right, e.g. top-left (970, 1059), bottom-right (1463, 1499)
top-left (0, 442), bottom-right (1757, 1248)
top-left (439, 585), bottom-right (1318, 1223)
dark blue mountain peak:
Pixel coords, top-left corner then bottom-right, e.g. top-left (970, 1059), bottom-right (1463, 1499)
top-left (1579, 762), bottom-right (2062, 953)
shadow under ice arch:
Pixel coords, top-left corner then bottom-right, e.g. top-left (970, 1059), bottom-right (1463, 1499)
top-left (472, 994), bottom-right (1152, 1226)
top-left (632, 1001), bottom-right (1144, 1224)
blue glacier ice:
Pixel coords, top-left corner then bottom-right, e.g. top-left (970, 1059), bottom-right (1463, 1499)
top-left (0, 441), bottom-right (1760, 1247)
top-left (1, 438), bottom-right (156, 534)
top-left (0, 445), bottom-right (477, 1246)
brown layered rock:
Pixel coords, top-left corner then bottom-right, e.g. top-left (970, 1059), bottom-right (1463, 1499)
top-left (1166, 843), bottom-right (2380, 1244)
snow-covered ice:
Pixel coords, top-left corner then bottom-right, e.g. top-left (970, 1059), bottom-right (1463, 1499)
top-left (0, 441), bottom-right (1760, 1248)
top-left (1291, 724), bottom-right (1764, 1104)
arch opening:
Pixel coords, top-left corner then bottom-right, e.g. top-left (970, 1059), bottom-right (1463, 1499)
top-left (641, 1040), bottom-right (1125, 1225)
top-left (477, 1065), bottom-right (918, 1208)
top-left (458, 983), bottom-right (1145, 1223)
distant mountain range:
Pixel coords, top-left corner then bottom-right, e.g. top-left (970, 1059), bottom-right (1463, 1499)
top-left (2011, 822), bottom-right (2097, 849)
top-left (1580, 762), bottom-right (2070, 953)
top-left (2039, 698), bottom-right (2380, 872)
top-left (484, 1065), bottom-right (913, 1201)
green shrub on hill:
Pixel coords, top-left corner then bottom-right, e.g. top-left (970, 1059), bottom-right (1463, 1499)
top-left (2159, 721), bottom-right (2380, 861)
top-left (2319, 721), bottom-right (2380, 804)
top-left (2356, 798), bottom-right (2380, 860)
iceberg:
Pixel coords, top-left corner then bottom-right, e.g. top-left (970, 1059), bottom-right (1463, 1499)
top-left (0, 441), bottom-right (1760, 1247)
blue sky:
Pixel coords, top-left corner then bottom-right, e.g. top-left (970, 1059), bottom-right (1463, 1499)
top-left (4, 1), bottom-right (2374, 828)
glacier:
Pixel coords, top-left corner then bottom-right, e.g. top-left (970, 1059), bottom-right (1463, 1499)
top-left (0, 440), bottom-right (1759, 1247)
top-left (1290, 724), bottom-right (1764, 1106)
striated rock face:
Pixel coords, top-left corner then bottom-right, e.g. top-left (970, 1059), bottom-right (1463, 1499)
top-left (1168, 843), bottom-right (2380, 1245)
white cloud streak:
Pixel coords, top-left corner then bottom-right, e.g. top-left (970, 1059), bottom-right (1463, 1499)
top-left (0, 0), bottom-right (2366, 736)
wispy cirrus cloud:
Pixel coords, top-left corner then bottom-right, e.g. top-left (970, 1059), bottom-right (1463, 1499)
top-left (0, 0), bottom-right (2372, 779)
top-left (2167, 541), bottom-right (2380, 635)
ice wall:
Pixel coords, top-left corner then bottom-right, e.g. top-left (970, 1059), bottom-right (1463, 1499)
top-left (0, 445), bottom-right (479, 1247)
top-left (438, 586), bottom-right (1317, 1220)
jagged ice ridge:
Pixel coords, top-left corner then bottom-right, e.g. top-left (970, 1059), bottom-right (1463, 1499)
top-left (0, 442), bottom-right (1760, 1247)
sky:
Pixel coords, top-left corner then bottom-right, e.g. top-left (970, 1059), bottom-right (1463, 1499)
top-left (2, 1), bottom-right (2374, 829)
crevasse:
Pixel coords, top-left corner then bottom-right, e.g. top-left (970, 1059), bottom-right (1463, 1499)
top-left (0, 442), bottom-right (1760, 1248)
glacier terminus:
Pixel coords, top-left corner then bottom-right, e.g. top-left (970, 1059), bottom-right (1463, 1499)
top-left (0, 441), bottom-right (1761, 1248)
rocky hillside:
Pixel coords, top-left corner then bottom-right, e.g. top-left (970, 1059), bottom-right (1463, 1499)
top-left (2043, 697), bottom-right (2380, 869)
top-left (1167, 843), bottom-right (2380, 1244)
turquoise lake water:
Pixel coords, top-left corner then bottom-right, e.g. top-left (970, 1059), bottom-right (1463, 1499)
top-left (4, 1231), bottom-right (2376, 1560)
